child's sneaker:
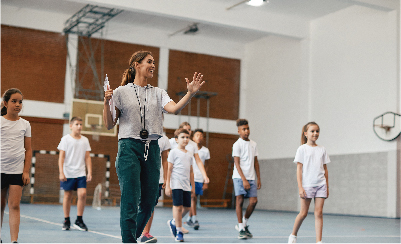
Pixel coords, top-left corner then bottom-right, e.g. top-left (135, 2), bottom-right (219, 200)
top-left (244, 225), bottom-right (253, 238)
top-left (193, 220), bottom-right (199, 230)
top-left (288, 234), bottom-right (297, 243)
top-left (139, 232), bottom-right (157, 243)
top-left (167, 219), bottom-right (177, 237)
top-left (185, 219), bottom-right (194, 227)
top-left (238, 229), bottom-right (248, 239)
top-left (73, 219), bottom-right (88, 231)
top-left (175, 231), bottom-right (184, 242)
top-left (62, 219), bottom-right (71, 231)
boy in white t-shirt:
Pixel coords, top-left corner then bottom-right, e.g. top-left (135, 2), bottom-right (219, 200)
top-left (186, 129), bottom-right (210, 230)
top-left (166, 128), bottom-right (195, 242)
top-left (232, 119), bottom-right (261, 240)
top-left (58, 117), bottom-right (92, 232)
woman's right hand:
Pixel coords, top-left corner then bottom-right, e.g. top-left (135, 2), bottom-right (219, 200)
top-left (104, 85), bottom-right (113, 102)
top-left (299, 187), bottom-right (306, 199)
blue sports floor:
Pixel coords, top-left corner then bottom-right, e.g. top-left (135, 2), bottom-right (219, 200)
top-left (1, 204), bottom-right (400, 243)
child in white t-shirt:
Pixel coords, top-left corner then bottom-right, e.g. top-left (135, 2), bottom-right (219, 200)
top-left (1, 88), bottom-right (32, 243)
top-left (58, 117), bottom-right (92, 232)
top-left (186, 128), bottom-right (210, 230)
top-left (288, 122), bottom-right (330, 244)
top-left (166, 128), bottom-right (195, 242)
top-left (232, 119), bottom-right (261, 240)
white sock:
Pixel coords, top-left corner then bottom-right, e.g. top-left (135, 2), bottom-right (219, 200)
top-left (238, 222), bottom-right (245, 231)
top-left (192, 215), bottom-right (197, 222)
top-left (187, 216), bottom-right (192, 222)
top-left (242, 216), bottom-right (248, 226)
top-left (177, 227), bottom-right (182, 232)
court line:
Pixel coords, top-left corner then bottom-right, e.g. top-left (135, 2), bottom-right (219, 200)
top-left (5, 213), bottom-right (399, 240)
top-left (5, 212), bottom-right (122, 240)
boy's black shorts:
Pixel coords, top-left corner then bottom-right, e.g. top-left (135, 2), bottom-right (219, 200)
top-left (172, 189), bottom-right (191, 207)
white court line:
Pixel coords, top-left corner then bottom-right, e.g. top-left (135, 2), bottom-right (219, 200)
top-left (5, 212), bottom-right (122, 240)
top-left (5, 213), bottom-right (399, 240)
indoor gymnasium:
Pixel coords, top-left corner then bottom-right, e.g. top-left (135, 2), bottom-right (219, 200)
top-left (1, 0), bottom-right (400, 243)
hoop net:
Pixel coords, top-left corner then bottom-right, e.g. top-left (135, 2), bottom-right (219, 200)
top-left (92, 183), bottom-right (102, 210)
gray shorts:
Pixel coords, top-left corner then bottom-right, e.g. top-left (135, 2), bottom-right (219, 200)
top-left (304, 184), bottom-right (327, 199)
top-left (233, 178), bottom-right (257, 198)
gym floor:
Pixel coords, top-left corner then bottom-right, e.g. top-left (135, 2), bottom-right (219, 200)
top-left (1, 204), bottom-right (400, 243)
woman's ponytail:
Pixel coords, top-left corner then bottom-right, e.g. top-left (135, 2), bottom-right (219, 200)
top-left (120, 51), bottom-right (153, 86)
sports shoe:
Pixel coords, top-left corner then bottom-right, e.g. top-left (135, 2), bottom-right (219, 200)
top-left (167, 219), bottom-right (177, 237)
top-left (62, 219), bottom-right (71, 231)
top-left (193, 220), bottom-right (199, 230)
top-left (175, 231), bottom-right (184, 242)
top-left (139, 232), bottom-right (157, 243)
top-left (288, 234), bottom-right (297, 243)
top-left (238, 229), bottom-right (248, 239)
top-left (185, 219), bottom-right (194, 227)
top-left (244, 225), bottom-right (252, 238)
top-left (73, 219), bottom-right (88, 231)
top-left (181, 226), bottom-right (189, 234)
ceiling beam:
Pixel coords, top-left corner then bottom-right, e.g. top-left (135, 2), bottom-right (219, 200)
top-left (66, 0), bottom-right (310, 39)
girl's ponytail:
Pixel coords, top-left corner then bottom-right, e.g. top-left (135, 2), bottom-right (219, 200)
top-left (120, 51), bottom-right (153, 86)
top-left (1, 88), bottom-right (23, 116)
top-left (301, 121), bottom-right (319, 145)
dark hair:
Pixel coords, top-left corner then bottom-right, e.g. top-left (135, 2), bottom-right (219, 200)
top-left (1, 88), bottom-right (23, 116)
top-left (193, 129), bottom-right (204, 135)
top-left (236, 119), bottom-right (248, 127)
top-left (174, 128), bottom-right (189, 138)
top-left (301, 121), bottom-right (319, 145)
top-left (121, 51), bottom-right (153, 86)
top-left (179, 121), bottom-right (191, 129)
top-left (70, 116), bottom-right (83, 124)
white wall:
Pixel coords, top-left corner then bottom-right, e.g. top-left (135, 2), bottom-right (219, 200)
top-left (310, 5), bottom-right (398, 155)
top-left (243, 35), bottom-right (309, 159)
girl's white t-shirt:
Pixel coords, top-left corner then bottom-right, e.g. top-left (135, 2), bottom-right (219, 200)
top-left (193, 146), bottom-right (210, 183)
top-left (1, 117), bottom-right (31, 174)
top-left (168, 147), bottom-right (194, 191)
top-left (294, 144), bottom-right (330, 187)
top-left (158, 135), bottom-right (171, 184)
top-left (57, 134), bottom-right (91, 178)
top-left (232, 138), bottom-right (258, 180)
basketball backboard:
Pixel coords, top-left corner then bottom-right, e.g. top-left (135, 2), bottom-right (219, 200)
top-left (71, 99), bottom-right (117, 137)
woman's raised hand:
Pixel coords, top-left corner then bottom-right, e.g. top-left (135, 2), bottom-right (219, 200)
top-left (186, 72), bottom-right (205, 94)
top-left (104, 84), bottom-right (113, 102)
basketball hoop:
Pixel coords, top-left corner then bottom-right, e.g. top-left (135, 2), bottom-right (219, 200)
top-left (373, 112), bottom-right (401, 141)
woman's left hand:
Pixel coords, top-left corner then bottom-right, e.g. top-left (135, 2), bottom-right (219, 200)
top-left (186, 72), bottom-right (205, 94)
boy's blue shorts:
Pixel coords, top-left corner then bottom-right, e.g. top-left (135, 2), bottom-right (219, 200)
top-left (60, 176), bottom-right (87, 191)
top-left (193, 182), bottom-right (203, 196)
top-left (233, 178), bottom-right (257, 198)
top-left (172, 189), bottom-right (191, 207)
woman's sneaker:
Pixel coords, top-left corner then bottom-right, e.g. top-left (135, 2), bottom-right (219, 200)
top-left (175, 231), bottom-right (184, 242)
top-left (73, 219), bottom-right (88, 231)
top-left (139, 232), bottom-right (157, 243)
top-left (62, 219), bottom-right (71, 231)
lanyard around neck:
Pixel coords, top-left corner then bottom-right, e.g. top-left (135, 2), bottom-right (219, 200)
top-left (134, 85), bottom-right (146, 130)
